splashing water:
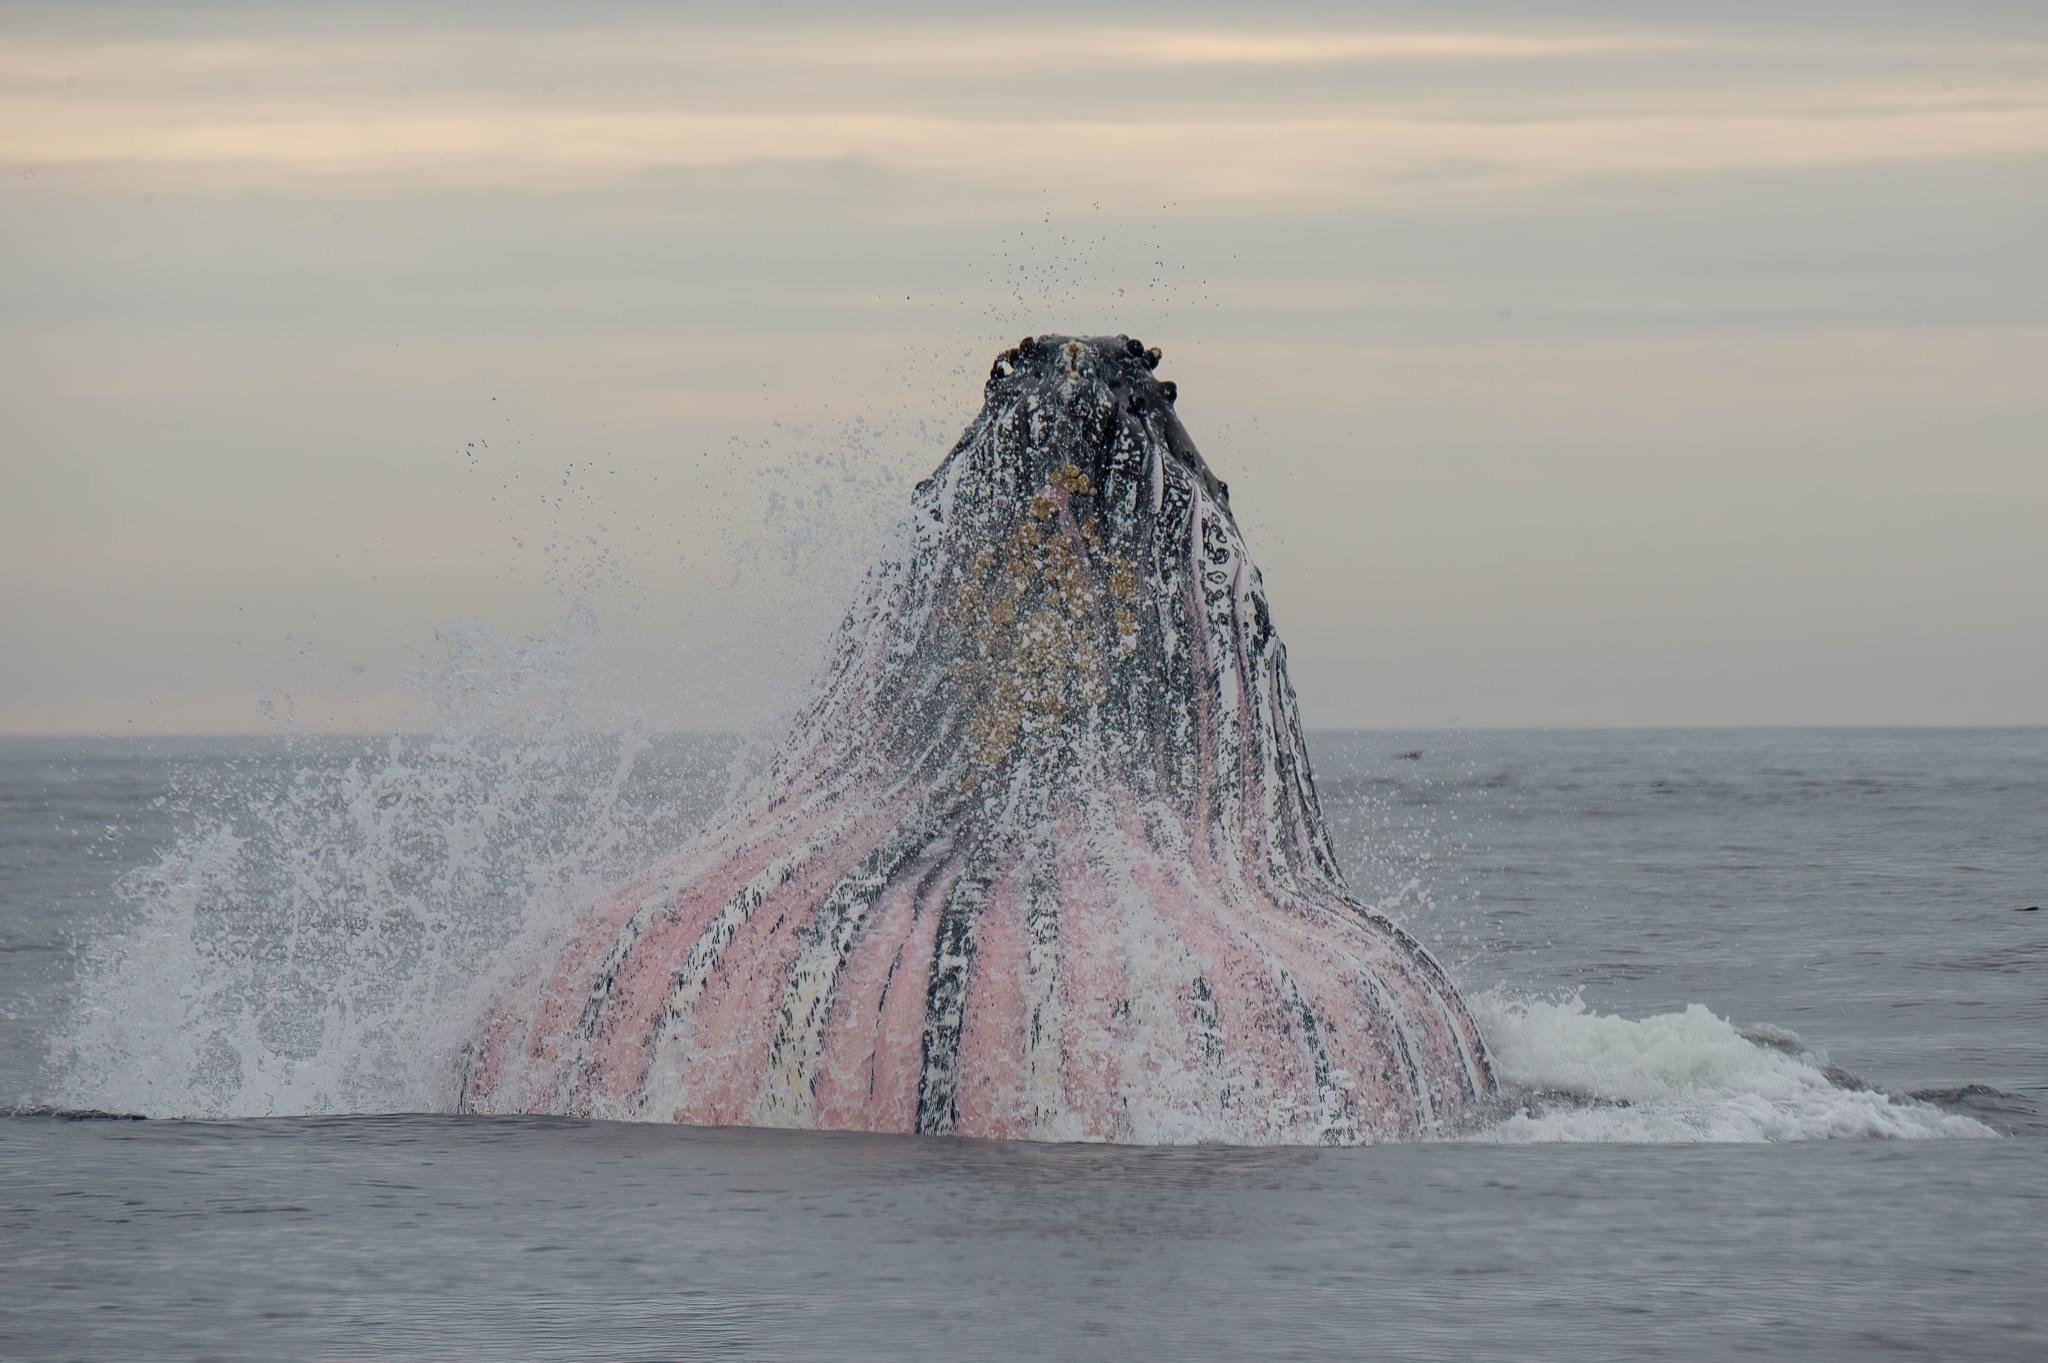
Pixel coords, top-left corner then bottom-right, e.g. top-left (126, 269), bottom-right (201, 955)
top-left (50, 696), bottom-right (1995, 1140)
top-left (1469, 992), bottom-right (1994, 1141)
top-left (52, 608), bottom-right (739, 1119)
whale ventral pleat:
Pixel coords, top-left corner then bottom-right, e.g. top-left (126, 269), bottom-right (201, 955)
top-left (459, 331), bottom-right (1495, 1144)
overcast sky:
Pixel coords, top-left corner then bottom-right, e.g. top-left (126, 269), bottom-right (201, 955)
top-left (3, 1), bottom-right (2045, 733)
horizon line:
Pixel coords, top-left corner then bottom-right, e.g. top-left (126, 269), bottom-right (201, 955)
top-left (4, 723), bottom-right (2045, 742)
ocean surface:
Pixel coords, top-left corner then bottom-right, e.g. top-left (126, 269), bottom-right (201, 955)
top-left (3, 729), bottom-right (2044, 1361)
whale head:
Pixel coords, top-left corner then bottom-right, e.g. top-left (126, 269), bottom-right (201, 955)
top-left (973, 334), bottom-right (1224, 508)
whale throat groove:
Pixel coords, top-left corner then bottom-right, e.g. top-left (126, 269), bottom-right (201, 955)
top-left (459, 334), bottom-right (1496, 1144)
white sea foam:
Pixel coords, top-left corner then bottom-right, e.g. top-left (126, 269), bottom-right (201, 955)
top-left (51, 609), bottom-right (737, 1120)
top-left (1466, 990), bottom-right (1996, 1143)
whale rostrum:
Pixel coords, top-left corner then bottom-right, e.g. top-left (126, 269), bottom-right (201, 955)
top-left (459, 334), bottom-right (1496, 1144)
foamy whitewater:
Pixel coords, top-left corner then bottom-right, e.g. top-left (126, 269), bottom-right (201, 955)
top-left (38, 341), bottom-right (2000, 1147)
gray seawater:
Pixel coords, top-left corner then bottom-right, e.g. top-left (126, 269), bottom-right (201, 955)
top-left (3, 730), bottom-right (2044, 1361)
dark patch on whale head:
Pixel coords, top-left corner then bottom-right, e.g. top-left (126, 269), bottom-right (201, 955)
top-left (983, 334), bottom-right (1169, 416)
top-left (978, 334), bottom-right (1226, 506)
top-left (984, 334), bottom-right (1153, 399)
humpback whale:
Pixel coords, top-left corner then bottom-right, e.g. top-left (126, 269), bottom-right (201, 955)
top-left (459, 335), bottom-right (1495, 1143)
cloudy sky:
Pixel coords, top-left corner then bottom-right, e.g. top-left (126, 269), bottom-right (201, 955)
top-left (3, 1), bottom-right (2045, 733)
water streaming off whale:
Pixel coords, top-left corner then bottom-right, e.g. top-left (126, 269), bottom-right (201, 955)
top-left (459, 336), bottom-right (1495, 1142)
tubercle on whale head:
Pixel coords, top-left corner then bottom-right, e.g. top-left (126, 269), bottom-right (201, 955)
top-left (977, 333), bottom-right (1229, 508)
top-left (985, 333), bottom-right (1163, 402)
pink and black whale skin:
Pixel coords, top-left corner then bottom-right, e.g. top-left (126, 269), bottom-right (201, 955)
top-left (459, 335), bottom-right (1495, 1143)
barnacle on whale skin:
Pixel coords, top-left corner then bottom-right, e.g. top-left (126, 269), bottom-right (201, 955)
top-left (458, 334), bottom-right (1495, 1146)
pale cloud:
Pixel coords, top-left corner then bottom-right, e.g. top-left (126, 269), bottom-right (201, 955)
top-left (0, 26), bottom-right (1723, 86)
top-left (5, 18), bottom-right (2044, 204)
top-left (9, 103), bottom-right (2048, 204)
